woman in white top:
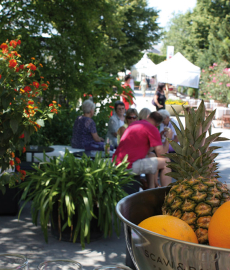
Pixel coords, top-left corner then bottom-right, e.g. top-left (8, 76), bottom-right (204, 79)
top-left (139, 77), bottom-right (147, 97)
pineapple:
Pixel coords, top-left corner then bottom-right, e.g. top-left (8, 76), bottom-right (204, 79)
top-left (162, 100), bottom-right (230, 244)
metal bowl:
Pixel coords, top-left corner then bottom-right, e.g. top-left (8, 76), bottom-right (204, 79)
top-left (116, 187), bottom-right (230, 270)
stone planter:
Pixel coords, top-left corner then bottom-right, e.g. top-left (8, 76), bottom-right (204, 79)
top-left (166, 104), bottom-right (189, 116)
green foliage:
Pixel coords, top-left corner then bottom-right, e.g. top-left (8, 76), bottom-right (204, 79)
top-left (0, 38), bottom-right (59, 187)
top-left (134, 81), bottom-right (140, 86)
top-left (161, 1), bottom-right (230, 69)
top-left (199, 62), bottom-right (230, 105)
top-left (148, 53), bottom-right (166, 64)
top-left (30, 108), bottom-right (79, 146)
top-left (19, 150), bottom-right (136, 248)
top-left (0, 0), bottom-right (161, 103)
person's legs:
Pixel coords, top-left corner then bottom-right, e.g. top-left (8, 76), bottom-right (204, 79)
top-left (157, 157), bottom-right (172, 186)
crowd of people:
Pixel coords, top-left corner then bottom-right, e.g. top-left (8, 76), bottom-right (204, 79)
top-left (71, 75), bottom-right (176, 190)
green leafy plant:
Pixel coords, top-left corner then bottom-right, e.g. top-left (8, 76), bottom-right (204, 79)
top-left (19, 150), bottom-right (135, 248)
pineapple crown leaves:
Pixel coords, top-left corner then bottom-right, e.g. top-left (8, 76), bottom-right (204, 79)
top-left (166, 100), bottom-right (229, 180)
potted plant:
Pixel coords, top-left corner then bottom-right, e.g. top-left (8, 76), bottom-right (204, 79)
top-left (19, 150), bottom-right (136, 248)
top-left (165, 99), bottom-right (189, 116)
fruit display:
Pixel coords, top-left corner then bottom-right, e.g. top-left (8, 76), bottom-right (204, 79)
top-left (138, 215), bottom-right (198, 243)
top-left (162, 100), bottom-right (230, 244)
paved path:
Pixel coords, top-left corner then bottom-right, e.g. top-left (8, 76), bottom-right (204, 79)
top-left (0, 90), bottom-right (229, 269)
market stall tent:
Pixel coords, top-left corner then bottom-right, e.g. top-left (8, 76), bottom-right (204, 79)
top-left (131, 53), bottom-right (157, 81)
top-left (156, 52), bottom-right (201, 88)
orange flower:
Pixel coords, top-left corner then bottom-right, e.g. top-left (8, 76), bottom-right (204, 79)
top-left (52, 101), bottom-right (57, 104)
top-left (27, 105), bottom-right (33, 109)
top-left (27, 63), bottom-right (36, 71)
top-left (20, 88), bottom-right (25, 93)
top-left (40, 76), bottom-right (44, 79)
top-left (47, 81), bottom-right (50, 84)
top-left (41, 83), bottom-right (48, 90)
top-left (11, 51), bottom-right (18, 56)
top-left (31, 57), bottom-right (35, 60)
top-left (9, 59), bottom-right (17, 69)
top-left (11, 152), bottom-right (15, 158)
top-left (15, 157), bottom-right (21, 164)
top-left (39, 63), bottom-right (43, 67)
top-left (16, 165), bottom-right (21, 172)
top-left (28, 100), bottom-right (34, 105)
top-left (58, 104), bottom-right (61, 107)
top-left (0, 43), bottom-right (8, 50)
top-left (33, 81), bottom-right (39, 89)
top-left (9, 40), bottom-right (18, 48)
top-left (24, 86), bottom-right (32, 93)
top-left (2, 48), bottom-right (8, 54)
top-left (9, 160), bottom-right (14, 166)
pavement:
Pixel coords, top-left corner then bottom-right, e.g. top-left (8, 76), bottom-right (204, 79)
top-left (0, 89), bottom-right (229, 270)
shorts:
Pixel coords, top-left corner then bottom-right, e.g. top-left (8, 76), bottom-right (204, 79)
top-left (132, 157), bottom-right (158, 175)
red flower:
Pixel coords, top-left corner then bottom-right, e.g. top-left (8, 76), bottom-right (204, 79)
top-left (19, 134), bottom-right (25, 139)
top-left (16, 67), bottom-right (20, 72)
top-left (41, 83), bottom-right (48, 90)
top-left (0, 43), bottom-right (8, 50)
top-left (15, 157), bottom-right (21, 164)
top-left (24, 86), bottom-right (32, 93)
top-left (27, 63), bottom-right (36, 71)
top-left (9, 40), bottom-right (18, 48)
top-left (0, 75), bottom-right (1, 79)
top-left (49, 103), bottom-right (53, 107)
top-left (19, 64), bottom-right (24, 69)
top-left (33, 81), bottom-right (39, 89)
top-left (9, 59), bottom-right (17, 69)
top-left (16, 165), bottom-right (21, 172)
top-left (28, 100), bottom-right (34, 105)
top-left (17, 40), bottom-right (21, 46)
top-left (9, 160), bottom-right (14, 166)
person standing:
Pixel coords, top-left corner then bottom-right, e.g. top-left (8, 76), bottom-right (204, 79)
top-left (150, 76), bottom-right (155, 90)
top-left (139, 77), bottom-right (147, 97)
top-left (121, 74), bottom-right (135, 110)
top-left (153, 82), bottom-right (166, 111)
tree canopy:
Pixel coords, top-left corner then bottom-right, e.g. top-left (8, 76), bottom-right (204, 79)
top-left (0, 0), bottom-right (161, 103)
top-left (161, 0), bottom-right (230, 69)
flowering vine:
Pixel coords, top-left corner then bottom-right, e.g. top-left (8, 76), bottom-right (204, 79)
top-left (0, 38), bottom-right (60, 191)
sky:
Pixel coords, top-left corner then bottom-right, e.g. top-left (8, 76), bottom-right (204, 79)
top-left (147, 0), bottom-right (197, 28)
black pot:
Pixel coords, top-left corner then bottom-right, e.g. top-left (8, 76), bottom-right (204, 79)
top-left (51, 202), bottom-right (103, 242)
top-left (0, 186), bottom-right (20, 216)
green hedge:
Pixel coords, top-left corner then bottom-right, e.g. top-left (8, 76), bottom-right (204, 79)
top-left (147, 53), bottom-right (166, 64)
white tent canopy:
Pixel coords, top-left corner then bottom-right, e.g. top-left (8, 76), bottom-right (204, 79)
top-left (156, 52), bottom-right (201, 88)
top-left (131, 53), bottom-right (157, 81)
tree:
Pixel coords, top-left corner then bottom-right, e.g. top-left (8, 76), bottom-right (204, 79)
top-left (161, 0), bottom-right (230, 69)
top-left (0, 0), bottom-right (161, 103)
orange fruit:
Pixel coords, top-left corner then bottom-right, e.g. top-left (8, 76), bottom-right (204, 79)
top-left (208, 201), bottom-right (230, 249)
top-left (138, 215), bottom-right (198, 243)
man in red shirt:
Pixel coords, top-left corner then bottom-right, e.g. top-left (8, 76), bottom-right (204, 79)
top-left (113, 111), bottom-right (172, 188)
top-left (122, 74), bottom-right (135, 110)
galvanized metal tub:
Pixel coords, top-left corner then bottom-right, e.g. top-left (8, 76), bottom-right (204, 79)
top-left (116, 187), bottom-right (230, 270)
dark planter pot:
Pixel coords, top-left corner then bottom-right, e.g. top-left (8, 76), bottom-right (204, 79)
top-left (51, 202), bottom-right (103, 242)
top-left (0, 186), bottom-right (20, 216)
